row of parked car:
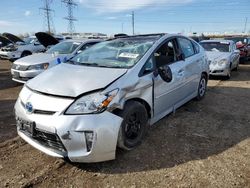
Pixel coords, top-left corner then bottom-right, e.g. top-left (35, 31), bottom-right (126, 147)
top-left (1, 32), bottom-right (247, 163)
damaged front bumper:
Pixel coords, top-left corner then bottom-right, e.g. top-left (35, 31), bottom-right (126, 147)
top-left (0, 50), bottom-right (21, 60)
top-left (15, 87), bottom-right (123, 163)
top-left (209, 64), bottom-right (230, 76)
top-left (11, 68), bottom-right (43, 83)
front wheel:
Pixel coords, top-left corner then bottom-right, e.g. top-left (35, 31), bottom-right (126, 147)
top-left (196, 74), bottom-right (207, 100)
top-left (117, 101), bottom-right (148, 150)
top-left (225, 68), bottom-right (231, 80)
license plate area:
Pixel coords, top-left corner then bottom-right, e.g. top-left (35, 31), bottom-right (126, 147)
top-left (17, 117), bottom-right (36, 136)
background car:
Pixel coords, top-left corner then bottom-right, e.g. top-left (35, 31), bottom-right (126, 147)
top-left (224, 37), bottom-right (250, 63)
top-left (10, 39), bottom-right (102, 83)
top-left (200, 40), bottom-right (240, 79)
top-left (0, 33), bottom-right (45, 61)
top-left (15, 33), bottom-right (209, 163)
top-left (0, 35), bottom-right (13, 49)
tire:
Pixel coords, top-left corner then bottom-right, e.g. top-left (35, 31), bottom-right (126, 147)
top-left (234, 63), bottom-right (239, 71)
top-left (21, 51), bottom-right (31, 58)
top-left (225, 67), bottom-right (231, 80)
top-left (117, 101), bottom-right (148, 150)
top-left (196, 74), bottom-right (207, 100)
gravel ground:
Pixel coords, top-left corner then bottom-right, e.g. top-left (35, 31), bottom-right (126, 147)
top-left (0, 59), bottom-right (249, 188)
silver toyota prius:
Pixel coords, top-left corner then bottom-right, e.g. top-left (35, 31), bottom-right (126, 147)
top-left (15, 34), bottom-right (209, 163)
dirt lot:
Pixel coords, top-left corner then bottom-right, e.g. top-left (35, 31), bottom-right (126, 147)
top-left (0, 59), bottom-right (249, 188)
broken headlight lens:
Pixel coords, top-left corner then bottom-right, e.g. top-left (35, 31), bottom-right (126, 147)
top-left (27, 63), bottom-right (49, 70)
top-left (65, 89), bottom-right (119, 115)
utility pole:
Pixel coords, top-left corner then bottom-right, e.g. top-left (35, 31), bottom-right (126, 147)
top-left (243, 17), bottom-right (248, 33)
top-left (62, 0), bottom-right (78, 36)
top-left (40, 0), bottom-right (55, 34)
top-left (121, 22), bottom-right (124, 33)
top-left (132, 11), bottom-right (135, 35)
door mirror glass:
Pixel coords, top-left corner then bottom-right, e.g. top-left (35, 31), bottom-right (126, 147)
top-left (76, 50), bottom-right (82, 54)
top-left (158, 65), bottom-right (172, 82)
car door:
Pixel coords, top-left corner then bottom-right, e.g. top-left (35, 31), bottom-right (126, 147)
top-left (177, 37), bottom-right (201, 98)
top-left (153, 38), bottom-right (186, 118)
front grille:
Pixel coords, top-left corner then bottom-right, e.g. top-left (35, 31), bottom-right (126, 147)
top-left (34, 129), bottom-right (66, 152)
top-left (34, 110), bottom-right (56, 115)
top-left (12, 64), bottom-right (29, 71)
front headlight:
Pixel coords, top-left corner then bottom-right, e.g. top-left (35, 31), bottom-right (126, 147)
top-left (65, 89), bottom-right (119, 115)
top-left (217, 59), bottom-right (228, 66)
top-left (27, 63), bottom-right (49, 70)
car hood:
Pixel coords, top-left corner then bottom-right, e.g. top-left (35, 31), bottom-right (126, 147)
top-left (26, 63), bottom-right (127, 97)
top-left (35, 32), bottom-right (59, 47)
top-left (0, 36), bottom-right (13, 47)
top-left (2, 32), bottom-right (24, 43)
top-left (14, 53), bottom-right (68, 65)
top-left (206, 51), bottom-right (230, 61)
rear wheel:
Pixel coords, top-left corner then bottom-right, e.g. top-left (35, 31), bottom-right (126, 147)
top-left (117, 101), bottom-right (148, 150)
top-left (196, 74), bottom-right (207, 100)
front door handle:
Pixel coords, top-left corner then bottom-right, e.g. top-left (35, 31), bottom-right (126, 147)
top-left (177, 69), bottom-right (184, 77)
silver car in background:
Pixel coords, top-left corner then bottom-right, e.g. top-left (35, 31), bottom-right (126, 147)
top-left (15, 34), bottom-right (209, 163)
top-left (11, 39), bottom-right (101, 83)
top-left (200, 40), bottom-right (240, 79)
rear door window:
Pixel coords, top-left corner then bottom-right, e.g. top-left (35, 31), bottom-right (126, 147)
top-left (178, 38), bottom-right (195, 58)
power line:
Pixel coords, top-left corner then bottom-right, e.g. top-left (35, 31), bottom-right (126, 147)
top-left (62, 0), bottom-right (78, 35)
top-left (132, 11), bottom-right (135, 35)
top-left (40, 0), bottom-right (55, 34)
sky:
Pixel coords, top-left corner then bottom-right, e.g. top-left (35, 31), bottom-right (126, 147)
top-left (0, 0), bottom-right (249, 36)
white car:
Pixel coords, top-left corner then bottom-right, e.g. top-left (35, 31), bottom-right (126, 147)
top-left (11, 39), bottom-right (102, 83)
top-left (14, 34), bottom-right (209, 163)
top-left (200, 40), bottom-right (240, 79)
top-left (0, 33), bottom-right (45, 61)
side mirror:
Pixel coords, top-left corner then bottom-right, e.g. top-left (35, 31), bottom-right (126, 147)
top-left (176, 50), bottom-right (185, 61)
top-left (76, 50), bottom-right (82, 54)
top-left (157, 65), bottom-right (173, 82)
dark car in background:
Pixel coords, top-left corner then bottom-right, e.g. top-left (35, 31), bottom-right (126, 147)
top-left (224, 37), bottom-right (250, 63)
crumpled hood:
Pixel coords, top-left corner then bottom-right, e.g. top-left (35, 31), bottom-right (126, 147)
top-left (14, 53), bottom-right (67, 65)
top-left (206, 51), bottom-right (230, 61)
top-left (26, 63), bottom-right (127, 97)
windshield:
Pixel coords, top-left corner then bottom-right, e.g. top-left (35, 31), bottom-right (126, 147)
top-left (200, 42), bottom-right (230, 52)
top-left (23, 37), bottom-right (36, 44)
top-left (68, 37), bottom-right (156, 68)
top-left (47, 41), bottom-right (81, 54)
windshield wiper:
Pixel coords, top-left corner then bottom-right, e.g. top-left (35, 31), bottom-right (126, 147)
top-left (67, 59), bottom-right (76, 64)
top-left (80, 62), bottom-right (100, 67)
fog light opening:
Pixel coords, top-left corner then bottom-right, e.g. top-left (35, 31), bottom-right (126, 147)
top-left (85, 131), bottom-right (94, 152)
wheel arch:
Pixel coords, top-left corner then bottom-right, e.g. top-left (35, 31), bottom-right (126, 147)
top-left (201, 71), bottom-right (208, 81)
top-left (112, 98), bottom-right (152, 119)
